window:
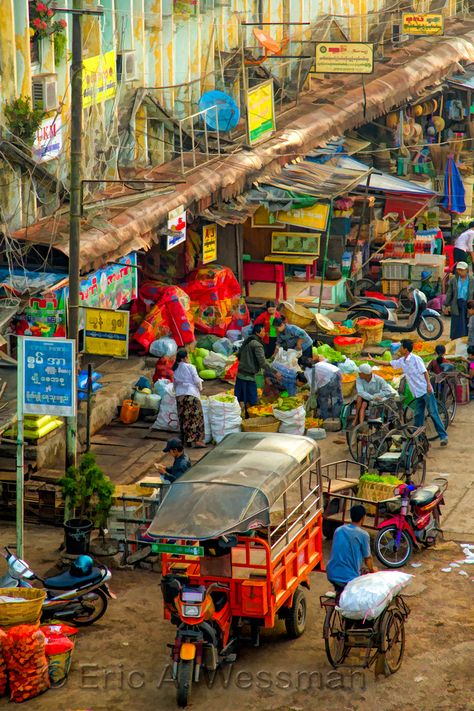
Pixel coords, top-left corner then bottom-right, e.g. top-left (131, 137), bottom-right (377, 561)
top-left (30, 34), bottom-right (41, 66)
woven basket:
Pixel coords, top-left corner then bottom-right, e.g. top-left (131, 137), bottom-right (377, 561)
top-left (356, 318), bottom-right (384, 345)
top-left (280, 302), bottom-right (314, 329)
top-left (357, 480), bottom-right (400, 515)
top-left (0, 587), bottom-right (46, 627)
top-left (333, 336), bottom-right (364, 357)
top-left (341, 376), bottom-right (357, 398)
top-left (241, 416), bottom-right (280, 433)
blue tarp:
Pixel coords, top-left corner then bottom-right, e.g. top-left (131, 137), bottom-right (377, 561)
top-left (441, 155), bottom-right (466, 214)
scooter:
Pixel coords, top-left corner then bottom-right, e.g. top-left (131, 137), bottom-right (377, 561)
top-left (0, 547), bottom-right (115, 626)
top-left (161, 574), bottom-right (236, 707)
top-left (374, 477), bottom-right (448, 568)
top-left (346, 288), bottom-right (443, 341)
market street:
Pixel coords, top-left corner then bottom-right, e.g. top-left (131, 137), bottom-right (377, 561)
top-left (1, 399), bottom-right (473, 711)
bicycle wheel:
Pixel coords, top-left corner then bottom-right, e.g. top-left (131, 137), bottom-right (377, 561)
top-left (379, 608), bottom-right (406, 675)
top-left (324, 607), bottom-right (349, 668)
top-left (403, 400), bottom-right (449, 441)
top-left (348, 424), bottom-right (381, 467)
top-left (442, 381), bottom-right (457, 423)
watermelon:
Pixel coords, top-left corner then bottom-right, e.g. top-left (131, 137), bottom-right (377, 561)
top-left (200, 369), bottom-right (217, 380)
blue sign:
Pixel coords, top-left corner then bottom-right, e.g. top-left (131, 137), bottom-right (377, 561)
top-left (21, 337), bottom-right (76, 417)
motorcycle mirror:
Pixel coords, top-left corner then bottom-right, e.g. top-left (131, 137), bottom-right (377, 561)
top-left (218, 535), bottom-right (238, 549)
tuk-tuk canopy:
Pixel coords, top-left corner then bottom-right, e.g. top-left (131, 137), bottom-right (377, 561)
top-left (147, 432), bottom-right (320, 540)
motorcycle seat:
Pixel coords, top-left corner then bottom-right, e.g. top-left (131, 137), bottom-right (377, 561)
top-left (410, 484), bottom-right (440, 507)
top-left (44, 567), bottom-right (104, 590)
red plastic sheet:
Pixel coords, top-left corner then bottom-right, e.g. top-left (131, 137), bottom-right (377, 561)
top-left (182, 266), bottom-right (249, 337)
top-left (133, 282), bottom-right (195, 351)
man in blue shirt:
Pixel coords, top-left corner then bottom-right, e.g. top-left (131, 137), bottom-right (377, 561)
top-left (274, 318), bottom-right (313, 358)
top-left (154, 438), bottom-right (191, 483)
top-left (326, 505), bottom-right (376, 593)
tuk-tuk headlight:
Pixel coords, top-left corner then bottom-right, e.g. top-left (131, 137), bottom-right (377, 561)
top-left (182, 604), bottom-right (201, 618)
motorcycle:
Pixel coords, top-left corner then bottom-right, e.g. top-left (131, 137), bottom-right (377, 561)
top-left (0, 548), bottom-right (115, 626)
top-left (346, 288), bottom-right (443, 341)
top-left (161, 574), bottom-right (236, 707)
top-left (374, 477), bottom-right (448, 568)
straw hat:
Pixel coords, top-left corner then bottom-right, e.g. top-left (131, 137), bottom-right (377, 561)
top-left (432, 116), bottom-right (445, 132)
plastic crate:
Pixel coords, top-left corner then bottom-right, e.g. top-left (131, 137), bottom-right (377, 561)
top-left (381, 278), bottom-right (410, 295)
top-left (410, 262), bottom-right (444, 281)
top-left (381, 259), bottom-right (411, 280)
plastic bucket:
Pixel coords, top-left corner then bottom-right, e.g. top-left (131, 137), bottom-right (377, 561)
top-left (64, 519), bottom-right (93, 555)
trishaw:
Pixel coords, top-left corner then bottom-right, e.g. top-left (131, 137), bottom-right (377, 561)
top-left (320, 590), bottom-right (410, 675)
top-left (148, 432), bottom-right (324, 707)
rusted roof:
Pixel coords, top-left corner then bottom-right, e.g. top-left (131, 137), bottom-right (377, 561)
top-left (12, 22), bottom-right (474, 272)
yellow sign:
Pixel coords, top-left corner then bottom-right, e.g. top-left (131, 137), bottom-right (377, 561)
top-left (315, 43), bottom-right (374, 75)
top-left (202, 223), bottom-right (218, 264)
top-left (277, 203), bottom-right (330, 232)
top-left (83, 51), bottom-right (117, 108)
top-left (247, 80), bottom-right (275, 146)
top-left (84, 308), bottom-right (129, 358)
top-left (402, 13), bottom-right (444, 36)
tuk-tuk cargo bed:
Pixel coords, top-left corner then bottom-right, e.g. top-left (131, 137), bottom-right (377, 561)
top-left (322, 478), bottom-right (359, 494)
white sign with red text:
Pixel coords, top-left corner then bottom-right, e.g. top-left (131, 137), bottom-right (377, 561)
top-left (33, 117), bottom-right (63, 162)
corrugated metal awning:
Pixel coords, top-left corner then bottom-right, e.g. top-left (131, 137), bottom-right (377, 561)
top-left (12, 23), bottom-right (474, 271)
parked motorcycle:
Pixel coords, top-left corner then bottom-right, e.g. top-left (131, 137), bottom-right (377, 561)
top-left (346, 288), bottom-right (443, 341)
top-left (161, 574), bottom-right (236, 707)
top-left (374, 478), bottom-right (448, 568)
top-left (0, 548), bottom-right (115, 626)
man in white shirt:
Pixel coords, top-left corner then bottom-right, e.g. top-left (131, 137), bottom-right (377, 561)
top-left (355, 363), bottom-right (397, 425)
top-left (390, 339), bottom-right (448, 446)
top-left (301, 356), bottom-right (343, 420)
top-left (454, 222), bottom-right (474, 268)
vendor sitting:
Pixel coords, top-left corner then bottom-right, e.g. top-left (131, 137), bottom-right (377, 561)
top-left (419, 270), bottom-right (440, 302)
top-left (355, 364), bottom-right (397, 426)
top-left (274, 318), bottom-right (313, 358)
top-left (154, 438), bottom-right (191, 483)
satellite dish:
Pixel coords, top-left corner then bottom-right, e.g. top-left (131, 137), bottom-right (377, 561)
top-left (198, 90), bottom-right (240, 133)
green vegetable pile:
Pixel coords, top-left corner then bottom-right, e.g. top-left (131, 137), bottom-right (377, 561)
top-left (212, 395), bottom-right (236, 403)
top-left (274, 397), bottom-right (301, 411)
top-left (360, 472), bottom-right (403, 486)
top-left (312, 344), bottom-right (345, 363)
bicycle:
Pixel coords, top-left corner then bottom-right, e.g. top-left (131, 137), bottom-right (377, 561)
top-left (346, 398), bottom-right (404, 466)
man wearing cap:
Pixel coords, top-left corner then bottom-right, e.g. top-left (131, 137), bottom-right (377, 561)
top-left (326, 504), bottom-right (376, 594)
top-left (444, 262), bottom-right (474, 339)
top-left (355, 363), bottom-right (397, 426)
top-left (453, 221), bottom-right (474, 267)
top-left (154, 438), bottom-right (191, 483)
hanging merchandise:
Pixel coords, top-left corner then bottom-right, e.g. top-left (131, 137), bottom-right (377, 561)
top-left (182, 265), bottom-right (250, 337)
top-left (133, 283), bottom-right (195, 352)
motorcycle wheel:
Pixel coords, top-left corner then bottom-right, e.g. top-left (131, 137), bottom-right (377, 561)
top-left (69, 588), bottom-right (108, 626)
top-left (375, 526), bottom-right (413, 568)
top-left (176, 660), bottom-right (193, 708)
top-left (416, 315), bottom-right (443, 341)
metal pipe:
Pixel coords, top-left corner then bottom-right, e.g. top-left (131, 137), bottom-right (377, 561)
top-left (317, 199), bottom-right (333, 312)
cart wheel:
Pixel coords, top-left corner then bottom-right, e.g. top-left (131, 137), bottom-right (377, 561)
top-left (176, 660), bottom-right (193, 707)
top-left (375, 525), bottom-right (413, 568)
top-left (323, 519), bottom-right (342, 540)
top-left (324, 607), bottom-right (349, 668)
top-left (285, 587), bottom-right (307, 638)
top-left (380, 608), bottom-right (406, 675)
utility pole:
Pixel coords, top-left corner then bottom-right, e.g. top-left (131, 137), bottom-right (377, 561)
top-left (53, 3), bottom-right (104, 478)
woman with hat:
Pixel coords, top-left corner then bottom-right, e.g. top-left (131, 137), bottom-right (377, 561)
top-left (419, 270), bottom-right (440, 303)
top-left (444, 262), bottom-right (474, 339)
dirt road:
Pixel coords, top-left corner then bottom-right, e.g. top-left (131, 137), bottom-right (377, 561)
top-left (0, 401), bottom-right (473, 711)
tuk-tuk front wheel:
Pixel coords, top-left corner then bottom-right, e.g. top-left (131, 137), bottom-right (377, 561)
top-left (285, 587), bottom-right (307, 638)
top-left (176, 660), bottom-right (193, 708)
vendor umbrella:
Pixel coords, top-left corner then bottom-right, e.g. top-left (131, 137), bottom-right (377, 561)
top-left (441, 154), bottom-right (466, 214)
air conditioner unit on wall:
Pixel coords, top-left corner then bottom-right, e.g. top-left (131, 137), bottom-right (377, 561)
top-left (392, 23), bottom-right (409, 44)
top-left (32, 74), bottom-right (58, 111)
top-left (117, 50), bottom-right (137, 82)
